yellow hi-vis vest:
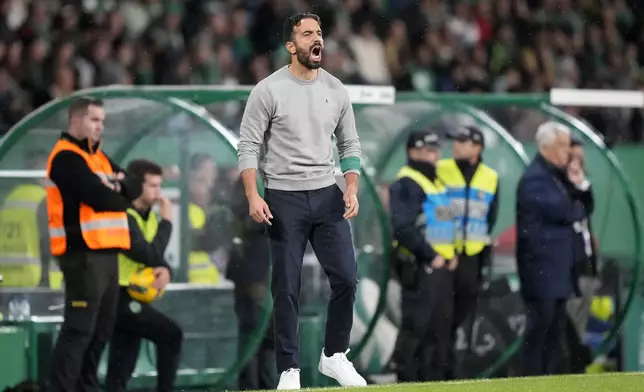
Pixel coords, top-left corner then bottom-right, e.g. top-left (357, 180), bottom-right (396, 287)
top-left (437, 158), bottom-right (498, 256)
top-left (0, 184), bottom-right (63, 288)
top-left (118, 208), bottom-right (159, 286)
top-left (395, 166), bottom-right (456, 260)
top-left (188, 203), bottom-right (219, 284)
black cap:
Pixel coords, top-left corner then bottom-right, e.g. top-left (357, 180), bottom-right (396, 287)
top-left (449, 125), bottom-right (485, 148)
top-left (407, 130), bottom-right (441, 150)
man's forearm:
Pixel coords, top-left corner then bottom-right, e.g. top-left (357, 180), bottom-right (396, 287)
top-left (241, 169), bottom-right (260, 199)
top-left (345, 172), bottom-right (359, 192)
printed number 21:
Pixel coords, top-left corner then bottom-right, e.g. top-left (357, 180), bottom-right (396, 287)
top-left (5, 223), bottom-right (21, 239)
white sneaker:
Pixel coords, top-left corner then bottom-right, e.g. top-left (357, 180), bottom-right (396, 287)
top-left (318, 348), bottom-right (367, 387)
top-left (277, 368), bottom-right (301, 390)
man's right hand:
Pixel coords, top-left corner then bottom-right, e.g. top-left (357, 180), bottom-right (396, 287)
top-left (159, 197), bottom-right (173, 221)
top-left (430, 255), bottom-right (445, 269)
top-left (152, 267), bottom-right (171, 289)
top-left (248, 194), bottom-right (273, 225)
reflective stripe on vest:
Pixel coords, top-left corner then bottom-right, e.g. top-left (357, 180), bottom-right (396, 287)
top-left (0, 184), bottom-right (63, 288)
top-left (187, 203), bottom-right (219, 284)
top-left (46, 139), bottom-right (131, 255)
top-left (437, 158), bottom-right (498, 256)
top-left (118, 208), bottom-right (159, 286)
top-left (395, 166), bottom-right (456, 260)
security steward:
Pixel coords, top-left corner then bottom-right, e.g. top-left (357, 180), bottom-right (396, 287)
top-left (46, 97), bottom-right (142, 392)
top-left (187, 154), bottom-right (221, 284)
top-left (389, 130), bottom-right (458, 382)
top-left (187, 202), bottom-right (221, 283)
top-left (0, 150), bottom-right (63, 289)
top-left (106, 159), bottom-right (183, 392)
top-left (437, 125), bottom-right (499, 379)
top-left (0, 181), bottom-right (63, 288)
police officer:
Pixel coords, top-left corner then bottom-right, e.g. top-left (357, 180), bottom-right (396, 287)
top-left (106, 159), bottom-right (183, 392)
top-left (390, 130), bottom-right (458, 382)
top-left (46, 97), bottom-right (142, 392)
top-left (437, 125), bottom-right (499, 378)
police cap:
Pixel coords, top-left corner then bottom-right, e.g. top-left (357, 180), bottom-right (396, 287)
top-left (407, 130), bottom-right (441, 150)
top-left (449, 125), bottom-right (485, 148)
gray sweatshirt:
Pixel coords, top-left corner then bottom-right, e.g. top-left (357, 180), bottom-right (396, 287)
top-left (237, 66), bottom-right (361, 191)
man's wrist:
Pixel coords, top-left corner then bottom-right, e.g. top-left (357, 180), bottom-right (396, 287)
top-left (246, 191), bottom-right (261, 201)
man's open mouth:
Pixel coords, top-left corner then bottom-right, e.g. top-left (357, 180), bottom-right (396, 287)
top-left (310, 45), bottom-right (322, 61)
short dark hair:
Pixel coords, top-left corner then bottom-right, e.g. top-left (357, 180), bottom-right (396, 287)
top-left (127, 159), bottom-right (163, 180)
top-left (190, 153), bottom-right (214, 171)
top-left (282, 12), bottom-right (321, 43)
top-left (68, 96), bottom-right (103, 119)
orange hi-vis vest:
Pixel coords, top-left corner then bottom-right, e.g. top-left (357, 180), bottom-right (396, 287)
top-left (45, 139), bottom-right (131, 256)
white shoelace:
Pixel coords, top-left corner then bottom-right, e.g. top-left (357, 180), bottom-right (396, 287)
top-left (331, 349), bottom-right (356, 370)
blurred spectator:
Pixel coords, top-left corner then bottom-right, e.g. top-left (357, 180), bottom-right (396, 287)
top-left (0, 0), bottom-right (641, 140)
top-left (563, 137), bottom-right (600, 374)
top-left (349, 17), bottom-right (389, 85)
top-left (227, 176), bottom-right (275, 390)
top-left (186, 153), bottom-right (221, 284)
top-left (516, 122), bottom-right (594, 376)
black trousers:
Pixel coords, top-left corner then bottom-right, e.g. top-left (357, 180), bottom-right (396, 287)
top-left (234, 283), bottom-right (276, 390)
top-left (105, 287), bottom-right (183, 392)
top-left (446, 253), bottom-right (481, 379)
top-left (49, 251), bottom-right (120, 392)
top-left (394, 266), bottom-right (454, 382)
top-left (264, 185), bottom-right (358, 373)
top-left (522, 298), bottom-right (567, 376)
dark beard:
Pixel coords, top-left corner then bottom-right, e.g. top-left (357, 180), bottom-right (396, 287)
top-left (295, 47), bottom-right (321, 70)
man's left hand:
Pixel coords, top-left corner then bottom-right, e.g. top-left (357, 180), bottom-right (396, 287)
top-left (152, 267), bottom-right (171, 289)
top-left (343, 186), bottom-right (359, 219)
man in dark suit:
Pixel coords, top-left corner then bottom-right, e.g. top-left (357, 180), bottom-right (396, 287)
top-left (516, 122), bottom-right (593, 376)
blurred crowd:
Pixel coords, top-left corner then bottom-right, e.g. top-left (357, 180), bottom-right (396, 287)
top-left (0, 0), bottom-right (643, 140)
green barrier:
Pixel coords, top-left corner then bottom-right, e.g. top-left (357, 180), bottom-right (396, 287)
top-left (392, 92), bottom-right (643, 376)
top-left (0, 86), bottom-right (390, 389)
top-left (1, 87), bottom-right (642, 385)
top-left (0, 94), bottom-right (268, 390)
top-left (0, 326), bottom-right (29, 389)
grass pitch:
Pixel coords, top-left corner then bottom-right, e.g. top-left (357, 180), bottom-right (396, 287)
top-left (310, 373), bottom-right (643, 392)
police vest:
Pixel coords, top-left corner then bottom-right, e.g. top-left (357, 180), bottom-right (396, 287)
top-left (0, 184), bottom-right (63, 288)
top-left (117, 208), bottom-right (159, 286)
top-left (437, 158), bottom-right (498, 256)
top-left (188, 203), bottom-right (219, 284)
top-left (396, 165), bottom-right (456, 260)
top-left (45, 139), bottom-right (131, 255)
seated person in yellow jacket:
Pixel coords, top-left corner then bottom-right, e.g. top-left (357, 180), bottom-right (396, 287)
top-left (105, 159), bottom-right (183, 392)
top-left (186, 153), bottom-right (224, 284)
